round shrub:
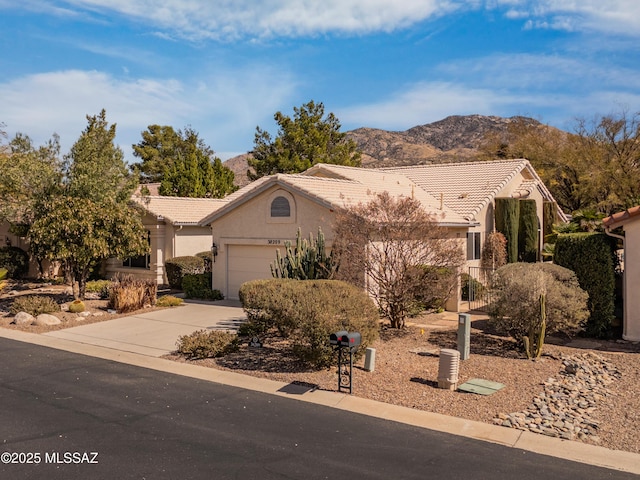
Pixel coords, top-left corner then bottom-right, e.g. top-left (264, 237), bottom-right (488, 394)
top-left (239, 279), bottom-right (380, 368)
top-left (182, 273), bottom-right (223, 301)
top-left (156, 295), bottom-right (184, 307)
top-left (176, 329), bottom-right (239, 359)
top-left (488, 262), bottom-right (589, 345)
top-left (68, 300), bottom-right (86, 313)
top-left (0, 246), bottom-right (29, 279)
top-left (164, 256), bottom-right (205, 289)
top-left (10, 295), bottom-right (60, 316)
top-left (195, 251), bottom-right (213, 273)
top-left (86, 280), bottom-right (112, 299)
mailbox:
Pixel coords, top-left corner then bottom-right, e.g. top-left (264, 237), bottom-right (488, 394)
top-left (339, 332), bottom-right (361, 349)
top-left (329, 330), bottom-right (349, 346)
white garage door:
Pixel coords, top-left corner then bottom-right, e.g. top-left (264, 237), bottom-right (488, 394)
top-left (227, 245), bottom-right (281, 299)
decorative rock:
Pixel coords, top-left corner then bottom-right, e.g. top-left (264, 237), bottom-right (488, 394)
top-left (77, 311), bottom-right (91, 317)
top-left (34, 314), bottom-right (62, 326)
top-left (12, 311), bottom-right (35, 325)
top-left (494, 353), bottom-right (620, 443)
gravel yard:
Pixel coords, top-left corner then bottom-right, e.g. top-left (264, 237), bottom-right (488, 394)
top-left (167, 313), bottom-right (640, 455)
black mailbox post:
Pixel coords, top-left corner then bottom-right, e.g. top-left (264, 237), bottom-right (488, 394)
top-left (330, 330), bottom-right (361, 394)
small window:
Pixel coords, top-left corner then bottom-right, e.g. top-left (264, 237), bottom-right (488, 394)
top-left (467, 232), bottom-right (481, 260)
top-left (123, 231), bottom-right (151, 269)
top-left (270, 196), bottom-right (291, 217)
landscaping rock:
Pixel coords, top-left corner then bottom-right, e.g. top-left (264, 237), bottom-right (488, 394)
top-left (34, 314), bottom-right (62, 326)
top-left (493, 352), bottom-right (620, 442)
top-left (12, 312), bottom-right (35, 325)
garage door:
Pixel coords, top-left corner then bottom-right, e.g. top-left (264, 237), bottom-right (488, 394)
top-left (227, 245), bottom-right (281, 299)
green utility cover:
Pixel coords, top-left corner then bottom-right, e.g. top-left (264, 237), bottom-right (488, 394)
top-left (458, 378), bottom-right (505, 395)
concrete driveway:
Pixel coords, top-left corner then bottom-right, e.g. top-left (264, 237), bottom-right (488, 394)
top-left (43, 300), bottom-right (246, 357)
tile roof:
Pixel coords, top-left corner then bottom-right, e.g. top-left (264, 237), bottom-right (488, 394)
top-left (603, 205), bottom-right (640, 229)
top-left (131, 195), bottom-right (229, 226)
top-left (380, 159), bottom-right (564, 221)
top-left (200, 170), bottom-right (471, 226)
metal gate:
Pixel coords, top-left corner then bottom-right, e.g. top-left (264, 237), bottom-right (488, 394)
top-left (463, 267), bottom-right (494, 312)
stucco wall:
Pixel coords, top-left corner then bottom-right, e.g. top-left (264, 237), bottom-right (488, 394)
top-left (623, 220), bottom-right (640, 341)
top-left (210, 187), bottom-right (335, 298)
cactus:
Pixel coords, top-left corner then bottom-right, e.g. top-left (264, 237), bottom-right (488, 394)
top-left (68, 299), bottom-right (86, 313)
top-left (270, 228), bottom-right (337, 280)
top-left (523, 292), bottom-right (546, 360)
top-left (0, 268), bottom-right (7, 292)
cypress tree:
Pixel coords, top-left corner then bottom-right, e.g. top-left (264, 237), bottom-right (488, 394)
top-left (518, 199), bottom-right (539, 263)
top-left (495, 198), bottom-right (519, 263)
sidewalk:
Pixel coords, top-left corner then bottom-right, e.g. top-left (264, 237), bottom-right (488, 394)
top-left (1, 304), bottom-right (639, 475)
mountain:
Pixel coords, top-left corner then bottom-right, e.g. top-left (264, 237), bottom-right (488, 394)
top-left (224, 114), bottom-right (543, 185)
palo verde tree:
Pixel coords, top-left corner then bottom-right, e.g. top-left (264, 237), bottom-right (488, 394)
top-left (248, 100), bottom-right (361, 179)
top-left (332, 192), bottom-right (464, 328)
top-left (132, 125), bottom-right (236, 198)
top-left (26, 110), bottom-right (148, 299)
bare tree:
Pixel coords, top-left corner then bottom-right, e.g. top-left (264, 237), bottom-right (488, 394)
top-left (333, 192), bottom-right (464, 328)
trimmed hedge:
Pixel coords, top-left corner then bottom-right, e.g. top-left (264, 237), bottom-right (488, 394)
top-left (495, 198), bottom-right (519, 263)
top-left (239, 279), bottom-right (379, 368)
top-left (195, 251), bottom-right (213, 273)
top-left (554, 233), bottom-right (617, 338)
top-left (543, 201), bottom-right (558, 238)
top-left (0, 246), bottom-right (29, 278)
top-left (182, 273), bottom-right (223, 301)
top-left (164, 256), bottom-right (205, 289)
top-left (518, 199), bottom-right (538, 263)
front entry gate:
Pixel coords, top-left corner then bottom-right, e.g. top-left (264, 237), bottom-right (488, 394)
top-left (463, 267), bottom-right (494, 312)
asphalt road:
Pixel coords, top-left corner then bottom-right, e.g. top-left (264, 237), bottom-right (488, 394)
top-left (0, 338), bottom-right (633, 480)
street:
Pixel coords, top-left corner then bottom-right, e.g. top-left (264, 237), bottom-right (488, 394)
top-left (0, 338), bottom-right (634, 479)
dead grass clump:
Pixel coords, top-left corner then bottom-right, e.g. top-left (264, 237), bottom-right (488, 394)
top-left (107, 275), bottom-right (157, 313)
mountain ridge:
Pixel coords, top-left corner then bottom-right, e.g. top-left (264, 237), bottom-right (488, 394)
top-left (224, 114), bottom-right (547, 185)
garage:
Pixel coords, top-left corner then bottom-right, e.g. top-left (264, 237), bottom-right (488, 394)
top-left (226, 244), bottom-right (281, 299)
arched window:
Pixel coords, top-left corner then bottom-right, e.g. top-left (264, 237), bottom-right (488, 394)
top-left (270, 196), bottom-right (291, 217)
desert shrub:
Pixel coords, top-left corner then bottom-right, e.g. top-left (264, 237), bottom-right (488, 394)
top-left (461, 274), bottom-right (484, 301)
top-left (195, 251), bottom-right (213, 273)
top-left (0, 268), bottom-right (7, 292)
top-left (156, 295), bottom-right (184, 307)
top-left (176, 329), bottom-right (240, 360)
top-left (409, 265), bottom-right (457, 312)
top-left (488, 263), bottom-right (588, 354)
top-left (0, 246), bottom-right (29, 279)
top-left (68, 299), bottom-right (86, 313)
top-left (10, 295), bottom-right (60, 316)
top-left (182, 273), bottom-right (223, 301)
top-left (239, 279), bottom-right (379, 368)
top-left (86, 280), bottom-right (112, 299)
top-left (107, 275), bottom-right (157, 313)
top-left (164, 256), bottom-right (205, 289)
top-left (554, 233), bottom-right (616, 337)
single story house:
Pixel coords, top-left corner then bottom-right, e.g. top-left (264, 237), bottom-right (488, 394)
top-left (200, 159), bottom-right (565, 310)
top-left (603, 206), bottom-right (640, 341)
top-left (105, 195), bottom-right (228, 284)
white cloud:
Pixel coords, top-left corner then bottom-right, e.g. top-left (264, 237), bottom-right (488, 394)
top-left (0, 67), bottom-right (295, 159)
top-left (338, 51), bottom-right (640, 131)
top-left (31, 0), bottom-right (458, 40)
top-left (496, 0), bottom-right (640, 36)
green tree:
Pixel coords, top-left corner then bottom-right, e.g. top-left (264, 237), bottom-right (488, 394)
top-left (248, 100), bottom-right (361, 179)
top-left (0, 133), bottom-right (63, 226)
top-left (24, 110), bottom-right (149, 299)
top-left (133, 125), bottom-right (236, 198)
top-left (478, 109), bottom-right (640, 216)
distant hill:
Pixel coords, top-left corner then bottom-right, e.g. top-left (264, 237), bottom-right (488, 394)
top-left (224, 114), bottom-right (544, 186)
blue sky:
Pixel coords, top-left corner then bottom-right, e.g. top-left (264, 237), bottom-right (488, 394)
top-left (1, 1), bottom-right (639, 161)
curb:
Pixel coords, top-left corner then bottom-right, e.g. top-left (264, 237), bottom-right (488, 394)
top-left (1, 327), bottom-right (639, 475)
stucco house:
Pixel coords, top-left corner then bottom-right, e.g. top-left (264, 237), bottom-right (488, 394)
top-left (603, 206), bottom-right (640, 341)
top-left (200, 159), bottom-right (564, 309)
top-left (105, 195), bottom-right (228, 284)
